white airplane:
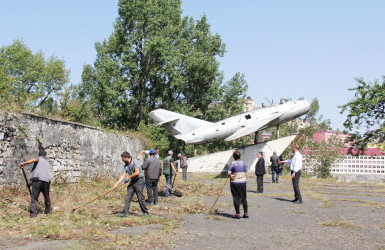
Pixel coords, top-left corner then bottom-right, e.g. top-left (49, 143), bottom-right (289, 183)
top-left (148, 99), bottom-right (310, 145)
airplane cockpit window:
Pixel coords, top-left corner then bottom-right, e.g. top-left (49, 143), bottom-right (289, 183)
top-left (245, 114), bottom-right (251, 120)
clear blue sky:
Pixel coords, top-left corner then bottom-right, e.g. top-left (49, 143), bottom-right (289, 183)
top-left (1, 0), bottom-right (385, 130)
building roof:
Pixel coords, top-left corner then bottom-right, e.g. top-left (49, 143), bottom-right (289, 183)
top-left (339, 147), bottom-right (385, 156)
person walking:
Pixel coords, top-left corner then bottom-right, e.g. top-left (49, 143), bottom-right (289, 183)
top-left (113, 151), bottom-right (149, 216)
top-left (178, 153), bottom-right (188, 181)
top-left (280, 145), bottom-right (303, 204)
top-left (228, 150), bottom-right (248, 219)
top-left (255, 152), bottom-right (266, 193)
top-left (142, 149), bottom-right (162, 205)
top-left (270, 151), bottom-right (280, 183)
top-left (162, 150), bottom-right (177, 197)
top-left (18, 149), bottom-right (52, 218)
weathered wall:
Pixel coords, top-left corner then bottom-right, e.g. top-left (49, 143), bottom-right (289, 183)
top-left (0, 110), bottom-right (145, 186)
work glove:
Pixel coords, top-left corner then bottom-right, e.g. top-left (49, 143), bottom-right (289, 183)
top-left (124, 178), bottom-right (130, 183)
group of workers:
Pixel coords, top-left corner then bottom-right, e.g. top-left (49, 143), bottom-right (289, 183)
top-left (18, 146), bottom-right (189, 218)
top-left (227, 146), bottom-right (303, 219)
top-left (19, 144), bottom-right (302, 220)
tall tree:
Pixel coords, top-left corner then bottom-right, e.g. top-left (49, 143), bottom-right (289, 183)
top-left (79, 0), bottom-right (226, 129)
top-left (339, 76), bottom-right (385, 153)
top-left (0, 40), bottom-right (70, 111)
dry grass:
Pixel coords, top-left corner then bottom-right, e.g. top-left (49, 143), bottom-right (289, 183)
top-left (0, 175), bottom-right (218, 248)
top-left (321, 217), bottom-right (357, 230)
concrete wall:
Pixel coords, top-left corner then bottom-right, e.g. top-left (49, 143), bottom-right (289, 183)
top-left (183, 135), bottom-right (297, 173)
top-left (0, 110), bottom-right (145, 186)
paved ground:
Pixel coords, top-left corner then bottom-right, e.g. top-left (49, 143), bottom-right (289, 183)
top-left (2, 176), bottom-right (385, 249)
top-left (173, 178), bottom-right (385, 249)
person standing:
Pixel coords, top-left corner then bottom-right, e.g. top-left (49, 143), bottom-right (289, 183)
top-left (142, 149), bottom-right (162, 205)
top-left (278, 155), bottom-right (284, 177)
top-left (177, 153), bottom-right (188, 181)
top-left (228, 150), bottom-right (248, 219)
top-left (163, 150), bottom-right (177, 197)
top-left (255, 152), bottom-right (266, 193)
top-left (270, 151), bottom-right (280, 183)
top-left (18, 149), bottom-right (52, 218)
top-left (280, 145), bottom-right (303, 204)
top-left (113, 151), bottom-right (149, 216)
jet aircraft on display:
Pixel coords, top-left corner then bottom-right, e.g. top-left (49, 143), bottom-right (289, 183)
top-left (148, 99), bottom-right (310, 145)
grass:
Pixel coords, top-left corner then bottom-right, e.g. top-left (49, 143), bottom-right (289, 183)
top-left (0, 175), bottom-right (217, 248)
top-left (321, 217), bottom-right (357, 230)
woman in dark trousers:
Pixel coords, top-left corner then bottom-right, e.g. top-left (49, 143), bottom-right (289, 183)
top-left (228, 150), bottom-right (248, 219)
top-left (255, 152), bottom-right (266, 193)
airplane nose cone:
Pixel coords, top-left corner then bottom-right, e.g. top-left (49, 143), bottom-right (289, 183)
top-left (299, 99), bottom-right (311, 114)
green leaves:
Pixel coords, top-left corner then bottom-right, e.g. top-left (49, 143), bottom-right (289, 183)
top-left (339, 76), bottom-right (385, 154)
top-left (0, 40), bottom-right (70, 111)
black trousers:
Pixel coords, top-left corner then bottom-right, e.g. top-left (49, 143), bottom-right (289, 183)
top-left (124, 178), bottom-right (148, 215)
top-left (291, 170), bottom-right (302, 201)
top-left (256, 175), bottom-right (264, 192)
top-left (31, 180), bottom-right (51, 215)
top-left (145, 178), bottom-right (159, 204)
top-left (230, 184), bottom-right (248, 214)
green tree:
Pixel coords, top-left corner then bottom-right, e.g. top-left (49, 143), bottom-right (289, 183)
top-left (79, 0), bottom-right (226, 129)
top-left (339, 77), bottom-right (385, 154)
top-left (0, 40), bottom-right (70, 112)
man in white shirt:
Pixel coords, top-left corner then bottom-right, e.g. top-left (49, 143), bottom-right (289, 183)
top-left (280, 145), bottom-right (303, 204)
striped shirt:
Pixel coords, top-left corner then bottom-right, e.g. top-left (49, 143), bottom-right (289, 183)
top-left (228, 160), bottom-right (247, 186)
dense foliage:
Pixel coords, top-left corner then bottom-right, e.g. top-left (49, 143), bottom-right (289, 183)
top-left (340, 77), bottom-right (385, 153)
top-left (0, 40), bottom-right (70, 112)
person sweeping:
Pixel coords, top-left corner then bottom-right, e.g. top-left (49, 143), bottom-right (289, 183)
top-left (227, 150), bottom-right (248, 219)
top-left (18, 149), bottom-right (52, 218)
top-left (113, 151), bottom-right (149, 217)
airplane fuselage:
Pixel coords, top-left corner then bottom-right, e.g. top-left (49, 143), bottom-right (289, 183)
top-left (178, 100), bottom-right (310, 145)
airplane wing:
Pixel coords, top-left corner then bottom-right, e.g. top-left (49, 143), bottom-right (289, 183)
top-left (224, 113), bottom-right (283, 141)
top-left (155, 117), bottom-right (180, 126)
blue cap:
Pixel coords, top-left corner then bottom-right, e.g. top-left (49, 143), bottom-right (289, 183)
top-left (149, 149), bottom-right (156, 154)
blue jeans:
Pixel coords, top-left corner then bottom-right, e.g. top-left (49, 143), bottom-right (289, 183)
top-left (165, 174), bottom-right (173, 197)
top-left (272, 171), bottom-right (279, 183)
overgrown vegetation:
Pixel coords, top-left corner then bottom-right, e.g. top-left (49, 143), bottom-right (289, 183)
top-left (0, 174), bottom-right (217, 248)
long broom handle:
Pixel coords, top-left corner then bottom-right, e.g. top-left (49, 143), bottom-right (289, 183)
top-left (209, 175), bottom-right (229, 214)
top-left (159, 179), bottom-right (178, 192)
top-left (71, 181), bottom-right (125, 212)
top-left (21, 167), bottom-right (32, 196)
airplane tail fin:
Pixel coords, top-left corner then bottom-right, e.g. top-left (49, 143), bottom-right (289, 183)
top-left (148, 109), bottom-right (212, 135)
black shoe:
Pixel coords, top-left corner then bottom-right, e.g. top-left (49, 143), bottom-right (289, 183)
top-left (153, 202), bottom-right (159, 206)
top-left (291, 199), bottom-right (298, 202)
top-left (233, 214), bottom-right (241, 219)
top-left (293, 200), bottom-right (303, 204)
top-left (117, 213), bottom-right (128, 217)
top-left (30, 214), bottom-right (37, 218)
top-left (243, 213), bottom-right (249, 219)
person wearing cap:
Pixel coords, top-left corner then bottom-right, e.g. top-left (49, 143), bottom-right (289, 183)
top-left (137, 146), bottom-right (160, 160)
top-left (142, 149), bottom-right (162, 205)
top-left (113, 151), bottom-right (149, 216)
top-left (270, 151), bottom-right (280, 183)
top-left (177, 153), bottom-right (188, 181)
top-left (18, 149), bottom-right (52, 218)
top-left (163, 150), bottom-right (177, 197)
